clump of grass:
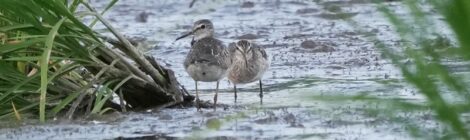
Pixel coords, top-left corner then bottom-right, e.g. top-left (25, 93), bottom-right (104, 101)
top-left (327, 0), bottom-right (470, 139)
top-left (311, 0), bottom-right (470, 139)
top-left (376, 0), bottom-right (470, 138)
top-left (0, 0), bottom-right (118, 122)
top-left (0, 0), bottom-right (188, 122)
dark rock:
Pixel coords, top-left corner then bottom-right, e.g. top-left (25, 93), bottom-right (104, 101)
top-left (158, 114), bottom-right (172, 120)
top-left (326, 65), bottom-right (346, 70)
top-left (241, 1), bottom-right (255, 8)
top-left (300, 40), bottom-right (317, 49)
top-left (344, 58), bottom-right (370, 66)
top-left (285, 21), bottom-right (301, 26)
top-left (299, 40), bottom-right (335, 53)
top-left (325, 5), bottom-right (342, 13)
top-left (296, 8), bottom-right (319, 14)
top-left (317, 12), bottom-right (358, 20)
top-left (290, 123), bottom-right (305, 128)
top-left (220, 31), bottom-right (230, 36)
top-left (283, 34), bottom-right (315, 39)
top-left (135, 11), bottom-right (152, 23)
top-left (237, 33), bottom-right (259, 39)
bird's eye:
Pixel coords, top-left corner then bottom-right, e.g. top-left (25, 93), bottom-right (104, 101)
top-left (200, 25), bottom-right (206, 29)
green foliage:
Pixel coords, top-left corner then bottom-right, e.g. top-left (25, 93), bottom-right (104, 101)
top-left (329, 0), bottom-right (470, 139)
top-left (39, 18), bottom-right (65, 122)
top-left (0, 0), bottom-right (126, 122)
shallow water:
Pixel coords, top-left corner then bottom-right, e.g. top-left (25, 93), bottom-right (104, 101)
top-left (0, 0), bottom-right (459, 139)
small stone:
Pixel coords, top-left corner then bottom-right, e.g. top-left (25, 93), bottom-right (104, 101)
top-left (300, 40), bottom-right (336, 53)
top-left (241, 1), bottom-right (255, 8)
top-left (325, 5), bottom-right (341, 13)
top-left (326, 65), bottom-right (346, 70)
top-left (317, 12), bottom-right (358, 20)
top-left (300, 40), bottom-right (317, 49)
top-left (283, 34), bottom-right (312, 39)
top-left (296, 8), bottom-right (319, 14)
top-left (285, 21), bottom-right (301, 26)
top-left (345, 58), bottom-right (370, 66)
top-left (135, 11), bottom-right (152, 23)
top-left (159, 114), bottom-right (172, 120)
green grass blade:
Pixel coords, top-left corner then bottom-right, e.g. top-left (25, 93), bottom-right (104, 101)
top-left (0, 24), bottom-right (34, 32)
top-left (0, 38), bottom-right (44, 54)
top-left (91, 88), bottom-right (112, 114)
top-left (50, 92), bottom-right (80, 116)
top-left (39, 18), bottom-right (66, 122)
top-left (98, 107), bottom-right (114, 115)
top-left (89, 0), bottom-right (118, 27)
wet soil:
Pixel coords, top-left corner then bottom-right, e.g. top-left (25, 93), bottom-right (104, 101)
top-left (0, 0), bottom-right (459, 139)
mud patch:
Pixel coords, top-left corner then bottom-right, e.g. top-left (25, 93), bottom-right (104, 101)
top-left (317, 12), bottom-right (359, 20)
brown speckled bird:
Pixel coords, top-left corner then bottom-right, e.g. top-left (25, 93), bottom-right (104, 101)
top-left (175, 19), bottom-right (231, 111)
top-left (228, 40), bottom-right (269, 104)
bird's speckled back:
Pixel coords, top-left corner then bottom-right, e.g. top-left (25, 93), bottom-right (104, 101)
top-left (184, 37), bottom-right (231, 70)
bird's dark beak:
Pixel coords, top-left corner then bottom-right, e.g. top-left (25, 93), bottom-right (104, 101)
top-left (175, 31), bottom-right (193, 41)
top-left (175, 26), bottom-right (202, 41)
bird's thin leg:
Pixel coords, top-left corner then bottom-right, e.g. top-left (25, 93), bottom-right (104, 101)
top-left (195, 81), bottom-right (201, 111)
top-left (234, 84), bottom-right (237, 103)
top-left (259, 80), bottom-right (263, 105)
top-left (213, 81), bottom-right (219, 111)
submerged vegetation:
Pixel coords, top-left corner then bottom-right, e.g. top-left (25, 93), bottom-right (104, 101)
top-left (0, 0), bottom-right (191, 122)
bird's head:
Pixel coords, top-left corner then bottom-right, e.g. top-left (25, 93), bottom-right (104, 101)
top-left (175, 19), bottom-right (214, 41)
top-left (233, 40), bottom-right (254, 66)
top-left (235, 40), bottom-right (253, 54)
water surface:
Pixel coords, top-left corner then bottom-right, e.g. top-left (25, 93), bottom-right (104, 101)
top-left (0, 0), bottom-right (455, 139)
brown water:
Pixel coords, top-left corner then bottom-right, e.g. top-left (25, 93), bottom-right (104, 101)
top-left (0, 0), bottom-right (459, 139)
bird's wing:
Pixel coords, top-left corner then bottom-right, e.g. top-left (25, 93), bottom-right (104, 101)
top-left (255, 44), bottom-right (268, 60)
top-left (260, 48), bottom-right (268, 59)
top-left (185, 38), bottom-right (230, 69)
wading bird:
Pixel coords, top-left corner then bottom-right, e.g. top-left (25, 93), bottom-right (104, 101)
top-left (228, 40), bottom-right (269, 104)
top-left (175, 19), bottom-right (230, 111)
